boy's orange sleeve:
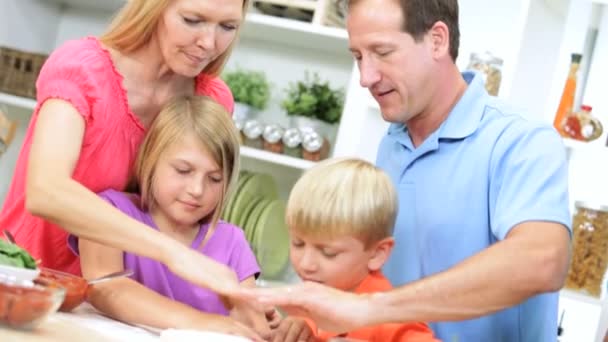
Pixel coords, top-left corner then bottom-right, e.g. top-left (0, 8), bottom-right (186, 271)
top-left (376, 322), bottom-right (441, 342)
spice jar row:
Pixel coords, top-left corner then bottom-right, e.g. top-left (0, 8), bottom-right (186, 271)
top-left (235, 118), bottom-right (330, 162)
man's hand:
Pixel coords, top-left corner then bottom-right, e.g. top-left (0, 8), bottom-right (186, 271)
top-left (236, 281), bottom-right (373, 333)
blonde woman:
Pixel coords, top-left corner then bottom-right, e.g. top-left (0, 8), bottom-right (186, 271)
top-left (0, 0), bottom-right (247, 293)
top-left (71, 96), bottom-right (266, 339)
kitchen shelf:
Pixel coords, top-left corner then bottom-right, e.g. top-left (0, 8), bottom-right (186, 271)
top-left (45, 0), bottom-right (348, 55)
top-left (242, 12), bottom-right (348, 54)
top-left (563, 138), bottom-right (608, 154)
top-left (241, 145), bottom-right (315, 170)
top-left (561, 289), bottom-right (604, 306)
top-left (45, 0), bottom-right (124, 12)
top-left (0, 91), bottom-right (315, 170)
top-left (0, 92), bottom-right (36, 110)
top-left (253, 0), bottom-right (318, 11)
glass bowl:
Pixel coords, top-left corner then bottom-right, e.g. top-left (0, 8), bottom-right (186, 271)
top-left (36, 267), bottom-right (89, 312)
top-left (0, 278), bottom-right (65, 330)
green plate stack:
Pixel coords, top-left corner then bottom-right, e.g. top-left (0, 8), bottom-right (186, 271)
top-left (220, 171), bottom-right (290, 280)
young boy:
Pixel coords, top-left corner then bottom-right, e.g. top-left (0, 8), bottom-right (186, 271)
top-left (272, 158), bottom-right (438, 341)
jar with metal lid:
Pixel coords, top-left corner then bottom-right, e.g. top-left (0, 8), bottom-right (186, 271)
top-left (302, 131), bottom-right (329, 162)
top-left (564, 201), bottom-right (608, 297)
top-left (282, 128), bottom-right (303, 158)
top-left (262, 124), bottom-right (285, 154)
top-left (242, 120), bottom-right (264, 149)
top-left (466, 52), bottom-right (503, 96)
top-left (233, 117), bottom-right (245, 145)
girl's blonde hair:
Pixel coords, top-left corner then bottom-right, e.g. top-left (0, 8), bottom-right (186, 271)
top-left (133, 96), bottom-right (240, 229)
top-left (100, 0), bottom-right (249, 77)
top-left (286, 158), bottom-right (397, 248)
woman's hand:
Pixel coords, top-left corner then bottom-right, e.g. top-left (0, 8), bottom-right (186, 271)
top-left (236, 281), bottom-right (373, 334)
top-left (271, 317), bottom-right (315, 342)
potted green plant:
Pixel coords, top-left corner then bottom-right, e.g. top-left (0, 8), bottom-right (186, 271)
top-left (223, 67), bottom-right (271, 120)
top-left (281, 72), bottom-right (344, 139)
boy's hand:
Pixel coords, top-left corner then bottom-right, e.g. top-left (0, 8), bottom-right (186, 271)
top-left (265, 307), bottom-right (282, 329)
top-left (230, 299), bottom-right (272, 340)
top-left (271, 317), bottom-right (315, 342)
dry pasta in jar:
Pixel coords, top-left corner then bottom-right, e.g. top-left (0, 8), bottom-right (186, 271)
top-left (466, 52), bottom-right (503, 96)
top-left (564, 202), bottom-right (608, 297)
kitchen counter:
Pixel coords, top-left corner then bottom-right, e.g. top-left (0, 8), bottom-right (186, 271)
top-left (0, 303), bottom-right (160, 342)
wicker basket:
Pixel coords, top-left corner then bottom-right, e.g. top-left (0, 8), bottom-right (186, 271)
top-left (0, 46), bottom-right (47, 99)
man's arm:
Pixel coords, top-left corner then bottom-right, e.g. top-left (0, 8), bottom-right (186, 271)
top-left (235, 221), bottom-right (570, 333)
top-left (371, 221), bottom-right (570, 323)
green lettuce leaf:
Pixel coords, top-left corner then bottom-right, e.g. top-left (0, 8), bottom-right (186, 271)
top-left (0, 239), bottom-right (37, 269)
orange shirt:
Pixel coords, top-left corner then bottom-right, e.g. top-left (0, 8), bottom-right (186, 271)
top-left (308, 272), bottom-right (439, 342)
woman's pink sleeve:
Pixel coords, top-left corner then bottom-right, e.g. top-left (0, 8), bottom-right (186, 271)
top-left (35, 42), bottom-right (99, 120)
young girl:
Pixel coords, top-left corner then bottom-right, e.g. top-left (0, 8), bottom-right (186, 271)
top-left (69, 96), bottom-right (267, 340)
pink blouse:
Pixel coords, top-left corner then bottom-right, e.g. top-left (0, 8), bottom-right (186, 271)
top-left (0, 37), bottom-right (234, 275)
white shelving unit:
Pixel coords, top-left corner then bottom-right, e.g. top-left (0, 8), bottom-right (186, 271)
top-left (242, 12), bottom-right (348, 54)
top-left (241, 146), bottom-right (315, 170)
top-left (563, 137), bottom-right (608, 155)
top-left (3, 0), bottom-right (608, 339)
top-left (0, 92), bottom-right (36, 111)
top-left (0, 90), bottom-right (316, 171)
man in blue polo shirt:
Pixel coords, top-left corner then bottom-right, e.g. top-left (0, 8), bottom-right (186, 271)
top-left (238, 0), bottom-right (571, 340)
top-left (377, 68), bottom-right (571, 342)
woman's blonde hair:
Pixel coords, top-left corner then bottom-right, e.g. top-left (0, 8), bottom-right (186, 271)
top-left (286, 158), bottom-right (397, 248)
top-left (133, 96), bottom-right (240, 229)
top-left (100, 0), bottom-right (249, 77)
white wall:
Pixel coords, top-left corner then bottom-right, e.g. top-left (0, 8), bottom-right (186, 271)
top-left (508, 0), bottom-right (566, 122)
top-left (0, 0), bottom-right (62, 53)
top-left (54, 6), bottom-right (114, 48)
top-left (457, 0), bottom-right (530, 99)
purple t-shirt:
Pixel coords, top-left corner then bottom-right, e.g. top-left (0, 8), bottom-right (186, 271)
top-left (69, 189), bottom-right (260, 316)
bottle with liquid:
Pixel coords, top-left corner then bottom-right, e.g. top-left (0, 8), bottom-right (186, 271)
top-left (553, 53), bottom-right (583, 136)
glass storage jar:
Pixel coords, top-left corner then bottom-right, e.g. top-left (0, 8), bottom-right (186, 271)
top-left (242, 119), bottom-right (264, 149)
top-left (564, 201), bottom-right (608, 297)
top-left (466, 52), bottom-right (503, 96)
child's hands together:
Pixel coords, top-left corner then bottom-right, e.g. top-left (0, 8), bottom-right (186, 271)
top-left (265, 307), bottom-right (281, 330)
top-left (230, 299), bottom-right (272, 340)
top-left (270, 316), bottom-right (316, 342)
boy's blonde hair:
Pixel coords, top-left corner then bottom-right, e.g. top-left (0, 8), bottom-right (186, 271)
top-left (287, 158), bottom-right (397, 248)
top-left (133, 96), bottom-right (240, 228)
top-left (100, 0), bottom-right (249, 77)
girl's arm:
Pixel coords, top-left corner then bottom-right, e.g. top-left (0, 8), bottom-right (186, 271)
top-left (26, 100), bottom-right (239, 294)
top-left (78, 236), bottom-right (262, 340)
